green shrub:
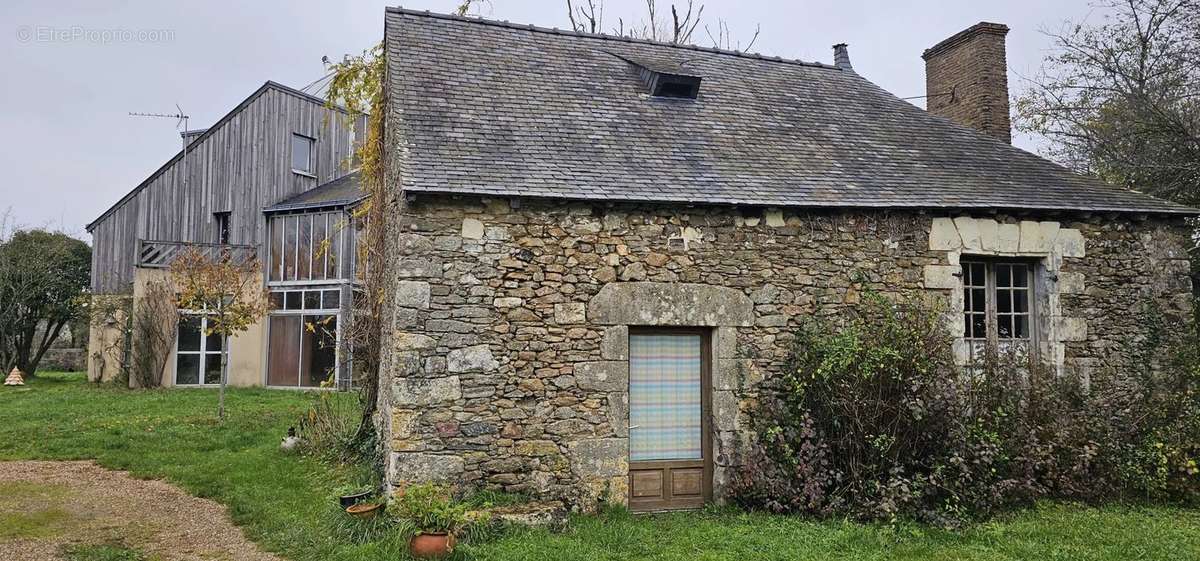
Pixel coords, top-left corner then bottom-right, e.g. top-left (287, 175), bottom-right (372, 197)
top-left (730, 292), bottom-right (1200, 526)
top-left (294, 385), bottom-right (377, 467)
top-left (388, 483), bottom-right (472, 534)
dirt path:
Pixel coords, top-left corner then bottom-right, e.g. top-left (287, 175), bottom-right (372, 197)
top-left (0, 460), bottom-right (284, 561)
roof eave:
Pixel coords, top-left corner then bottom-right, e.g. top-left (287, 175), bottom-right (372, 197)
top-left (262, 195), bottom-right (368, 215)
top-left (400, 187), bottom-right (1200, 218)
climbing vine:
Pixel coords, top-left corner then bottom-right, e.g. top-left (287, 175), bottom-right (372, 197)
top-left (324, 43), bottom-right (387, 443)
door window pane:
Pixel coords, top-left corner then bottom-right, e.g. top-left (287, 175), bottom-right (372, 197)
top-left (176, 354), bottom-right (200, 385)
top-left (297, 215), bottom-right (312, 280)
top-left (204, 354), bottom-right (223, 385)
top-left (1014, 291), bottom-right (1028, 313)
top-left (268, 315), bottom-right (302, 386)
top-left (312, 214), bottom-right (327, 281)
top-left (1014, 315), bottom-right (1029, 339)
top-left (629, 334), bottom-right (702, 462)
top-left (178, 317), bottom-right (201, 352)
top-left (205, 331), bottom-right (223, 352)
top-left (270, 216), bottom-right (284, 282)
top-left (301, 315), bottom-right (338, 387)
top-left (327, 220), bottom-right (341, 279)
top-left (303, 290), bottom-right (321, 310)
top-left (284, 291), bottom-right (302, 310)
top-left (322, 289), bottom-right (340, 309)
top-left (996, 264), bottom-right (1012, 288)
top-left (283, 216), bottom-right (297, 280)
top-left (961, 261), bottom-right (1036, 343)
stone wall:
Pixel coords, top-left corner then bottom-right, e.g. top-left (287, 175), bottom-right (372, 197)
top-left (380, 195), bottom-right (1193, 510)
top-left (88, 294), bottom-right (131, 383)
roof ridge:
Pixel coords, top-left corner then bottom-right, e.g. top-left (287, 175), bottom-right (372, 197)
top-left (88, 81), bottom-right (343, 231)
top-left (265, 80), bottom-right (354, 113)
top-left (386, 6), bottom-right (840, 71)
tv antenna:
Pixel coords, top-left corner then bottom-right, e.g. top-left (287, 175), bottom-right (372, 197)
top-left (129, 104), bottom-right (192, 191)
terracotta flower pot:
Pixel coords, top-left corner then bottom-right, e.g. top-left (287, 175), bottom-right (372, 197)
top-left (345, 502), bottom-right (383, 519)
top-left (409, 532), bottom-right (456, 558)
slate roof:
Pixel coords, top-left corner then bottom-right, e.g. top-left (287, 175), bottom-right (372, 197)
top-left (264, 171), bottom-right (365, 213)
top-left (384, 8), bottom-right (1197, 216)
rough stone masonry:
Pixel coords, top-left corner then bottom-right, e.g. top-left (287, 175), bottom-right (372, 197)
top-left (377, 195), bottom-right (1194, 510)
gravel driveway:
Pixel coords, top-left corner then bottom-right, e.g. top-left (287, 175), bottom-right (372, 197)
top-left (0, 460), bottom-right (284, 561)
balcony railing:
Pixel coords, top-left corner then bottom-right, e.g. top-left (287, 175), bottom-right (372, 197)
top-left (137, 239), bottom-right (258, 269)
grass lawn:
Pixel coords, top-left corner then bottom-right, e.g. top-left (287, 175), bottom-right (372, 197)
top-left (4, 373), bottom-right (1200, 560)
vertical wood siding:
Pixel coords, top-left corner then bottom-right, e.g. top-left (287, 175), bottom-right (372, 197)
top-left (89, 85), bottom-right (366, 293)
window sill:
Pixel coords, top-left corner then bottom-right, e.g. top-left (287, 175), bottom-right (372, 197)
top-left (292, 170), bottom-right (317, 179)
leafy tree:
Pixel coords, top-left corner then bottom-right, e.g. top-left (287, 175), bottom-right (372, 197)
top-left (169, 248), bottom-right (267, 420)
top-left (0, 229), bottom-right (91, 376)
top-left (1016, 0), bottom-right (1199, 206)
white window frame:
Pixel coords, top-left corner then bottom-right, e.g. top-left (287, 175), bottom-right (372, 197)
top-left (265, 287), bottom-right (344, 389)
top-left (174, 313), bottom-right (228, 387)
top-left (291, 133), bottom-right (316, 176)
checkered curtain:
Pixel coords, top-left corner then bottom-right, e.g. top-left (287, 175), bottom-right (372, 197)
top-left (629, 334), bottom-right (703, 461)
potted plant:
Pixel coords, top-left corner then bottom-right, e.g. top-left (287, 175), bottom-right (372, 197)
top-left (333, 483), bottom-right (374, 509)
top-left (389, 483), bottom-right (469, 559)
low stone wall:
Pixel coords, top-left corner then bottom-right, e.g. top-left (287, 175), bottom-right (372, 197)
top-left (40, 348), bottom-right (86, 372)
top-left (88, 294), bottom-right (132, 384)
top-left (379, 195), bottom-right (1194, 510)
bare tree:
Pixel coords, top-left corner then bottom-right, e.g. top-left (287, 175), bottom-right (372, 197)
top-left (455, 0), bottom-right (491, 16)
top-left (128, 280), bottom-right (179, 388)
top-left (1016, 0), bottom-right (1200, 206)
top-left (565, 0), bottom-right (759, 50)
top-left (706, 20), bottom-right (760, 52)
top-left (567, 0), bottom-right (605, 34)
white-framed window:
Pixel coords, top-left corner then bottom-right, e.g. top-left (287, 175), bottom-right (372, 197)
top-left (266, 288), bottom-right (343, 388)
top-left (175, 314), bottom-right (227, 386)
top-left (291, 133), bottom-right (315, 175)
top-left (962, 260), bottom-right (1036, 345)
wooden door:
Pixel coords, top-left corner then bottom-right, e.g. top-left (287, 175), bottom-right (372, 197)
top-left (627, 330), bottom-right (711, 511)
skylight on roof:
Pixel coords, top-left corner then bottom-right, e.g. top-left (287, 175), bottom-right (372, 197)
top-left (648, 72), bottom-right (701, 99)
top-left (608, 51), bottom-right (702, 100)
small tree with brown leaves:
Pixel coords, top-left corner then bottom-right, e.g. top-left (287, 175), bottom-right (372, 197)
top-left (169, 248), bottom-right (267, 420)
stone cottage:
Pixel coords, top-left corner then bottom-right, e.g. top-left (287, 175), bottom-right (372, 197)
top-left (378, 10), bottom-right (1196, 511)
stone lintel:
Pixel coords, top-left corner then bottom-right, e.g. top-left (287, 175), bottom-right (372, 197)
top-left (588, 282), bottom-right (754, 326)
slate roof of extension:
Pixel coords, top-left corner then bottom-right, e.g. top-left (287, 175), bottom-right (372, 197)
top-left (264, 171), bottom-right (365, 213)
top-left (385, 8), bottom-right (1197, 216)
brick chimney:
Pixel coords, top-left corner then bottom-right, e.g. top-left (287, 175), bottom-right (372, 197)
top-left (922, 22), bottom-right (1011, 143)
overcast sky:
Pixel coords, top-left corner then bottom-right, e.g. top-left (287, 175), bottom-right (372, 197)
top-left (1, 0), bottom-right (1103, 241)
